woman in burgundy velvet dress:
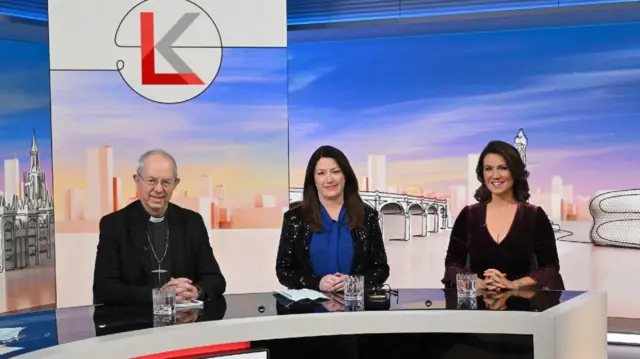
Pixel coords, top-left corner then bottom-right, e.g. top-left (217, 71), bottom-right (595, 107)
top-left (442, 140), bottom-right (564, 291)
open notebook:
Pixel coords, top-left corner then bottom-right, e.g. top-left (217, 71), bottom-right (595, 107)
top-left (273, 289), bottom-right (328, 307)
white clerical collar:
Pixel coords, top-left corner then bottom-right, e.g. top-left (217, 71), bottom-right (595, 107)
top-left (149, 216), bottom-right (165, 223)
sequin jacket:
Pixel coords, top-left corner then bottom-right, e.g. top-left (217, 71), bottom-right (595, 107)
top-left (275, 203), bottom-right (390, 290)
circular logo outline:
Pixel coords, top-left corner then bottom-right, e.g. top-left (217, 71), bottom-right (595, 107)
top-left (113, 0), bottom-right (224, 105)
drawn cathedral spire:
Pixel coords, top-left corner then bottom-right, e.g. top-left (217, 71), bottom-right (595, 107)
top-left (514, 128), bottom-right (528, 164)
top-left (0, 129), bottom-right (54, 272)
top-left (30, 129), bottom-right (40, 171)
top-left (23, 128), bottom-right (48, 204)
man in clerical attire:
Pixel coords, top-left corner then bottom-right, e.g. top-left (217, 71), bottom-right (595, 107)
top-left (93, 150), bottom-right (226, 305)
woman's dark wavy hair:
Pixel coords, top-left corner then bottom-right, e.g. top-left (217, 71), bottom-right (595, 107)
top-left (474, 140), bottom-right (531, 203)
top-left (302, 145), bottom-right (365, 232)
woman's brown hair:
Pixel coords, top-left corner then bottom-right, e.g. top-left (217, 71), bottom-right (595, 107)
top-left (474, 140), bottom-right (531, 203)
top-left (302, 145), bottom-right (365, 232)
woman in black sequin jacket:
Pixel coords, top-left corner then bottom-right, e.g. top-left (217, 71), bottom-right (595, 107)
top-left (275, 145), bottom-right (390, 292)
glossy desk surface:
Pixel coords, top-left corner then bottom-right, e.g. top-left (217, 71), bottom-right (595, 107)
top-left (0, 289), bottom-right (590, 358)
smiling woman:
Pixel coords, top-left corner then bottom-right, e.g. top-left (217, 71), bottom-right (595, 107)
top-left (474, 140), bottom-right (530, 204)
top-left (276, 145), bottom-right (390, 292)
top-left (442, 140), bottom-right (564, 292)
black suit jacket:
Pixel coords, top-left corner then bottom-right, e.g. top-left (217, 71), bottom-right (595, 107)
top-left (275, 203), bottom-right (389, 290)
top-left (93, 200), bottom-right (226, 305)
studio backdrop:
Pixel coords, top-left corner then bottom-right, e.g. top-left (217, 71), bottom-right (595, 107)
top-left (288, 20), bottom-right (640, 318)
top-left (29, 0), bottom-right (640, 321)
top-left (48, 0), bottom-right (288, 307)
top-left (0, 38), bottom-right (54, 313)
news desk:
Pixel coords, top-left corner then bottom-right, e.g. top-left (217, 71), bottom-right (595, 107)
top-left (2, 289), bottom-right (606, 359)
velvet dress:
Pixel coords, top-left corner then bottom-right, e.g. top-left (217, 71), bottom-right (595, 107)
top-left (442, 202), bottom-right (565, 290)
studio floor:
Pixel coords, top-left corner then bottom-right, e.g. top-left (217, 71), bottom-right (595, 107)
top-left (212, 225), bottom-right (640, 319)
top-left (0, 260), bottom-right (55, 313)
top-left (52, 222), bottom-right (640, 323)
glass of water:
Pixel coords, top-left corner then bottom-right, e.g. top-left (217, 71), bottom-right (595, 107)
top-left (343, 275), bottom-right (365, 300)
top-left (457, 296), bottom-right (478, 310)
top-left (344, 298), bottom-right (365, 312)
top-left (152, 287), bottom-right (176, 316)
top-left (153, 314), bottom-right (175, 327)
top-left (456, 273), bottom-right (478, 298)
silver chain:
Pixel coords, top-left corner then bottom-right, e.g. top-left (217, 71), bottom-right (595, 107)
top-left (146, 229), bottom-right (169, 266)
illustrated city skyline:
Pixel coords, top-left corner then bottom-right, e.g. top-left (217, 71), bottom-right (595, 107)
top-left (0, 130), bottom-right (53, 202)
top-left (288, 128), bottom-right (586, 224)
top-left (53, 143), bottom-right (290, 232)
top-left (49, 48), bottom-right (290, 231)
top-left (4, 23), bottom-right (640, 232)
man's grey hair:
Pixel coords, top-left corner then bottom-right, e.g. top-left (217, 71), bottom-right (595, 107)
top-left (136, 149), bottom-right (178, 178)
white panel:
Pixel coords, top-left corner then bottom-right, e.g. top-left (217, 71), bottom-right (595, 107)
top-left (17, 292), bottom-right (608, 359)
top-left (608, 333), bottom-right (640, 345)
top-left (48, 0), bottom-right (287, 70)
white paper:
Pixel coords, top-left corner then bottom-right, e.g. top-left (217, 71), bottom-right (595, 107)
top-left (276, 289), bottom-right (328, 302)
top-left (175, 300), bottom-right (204, 310)
top-left (0, 327), bottom-right (25, 343)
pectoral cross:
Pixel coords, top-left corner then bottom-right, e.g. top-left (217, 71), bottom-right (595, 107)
top-left (152, 265), bottom-right (167, 284)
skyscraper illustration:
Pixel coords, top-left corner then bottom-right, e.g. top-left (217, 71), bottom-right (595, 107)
top-left (0, 130), bottom-right (55, 272)
top-left (3, 159), bottom-right (19, 201)
top-left (367, 155), bottom-right (387, 192)
top-left (85, 146), bottom-right (113, 220)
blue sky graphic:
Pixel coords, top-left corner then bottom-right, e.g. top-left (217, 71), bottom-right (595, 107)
top-left (0, 39), bottom-right (52, 190)
top-left (288, 22), bottom-right (640, 195)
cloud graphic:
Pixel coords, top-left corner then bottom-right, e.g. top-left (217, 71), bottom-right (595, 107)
top-left (289, 66), bottom-right (335, 92)
top-left (216, 48), bottom-right (287, 83)
top-left (563, 48), bottom-right (640, 69)
top-left (50, 49), bottom-right (289, 167)
top-left (527, 145), bottom-right (636, 168)
top-left (0, 69), bottom-right (51, 117)
top-left (0, 91), bottom-right (50, 117)
top-left (289, 52), bottom-right (640, 166)
top-left (289, 119), bottom-right (324, 137)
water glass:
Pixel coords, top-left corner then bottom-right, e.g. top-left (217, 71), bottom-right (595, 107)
top-left (457, 296), bottom-right (478, 310)
top-left (343, 275), bottom-right (365, 300)
top-left (153, 313), bottom-right (175, 327)
top-left (152, 287), bottom-right (176, 316)
top-left (456, 273), bottom-right (478, 298)
top-left (344, 298), bottom-right (365, 312)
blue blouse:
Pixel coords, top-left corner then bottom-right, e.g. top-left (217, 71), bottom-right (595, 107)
top-left (309, 205), bottom-right (354, 276)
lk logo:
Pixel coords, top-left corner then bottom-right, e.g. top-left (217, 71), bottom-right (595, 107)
top-left (115, 0), bottom-right (223, 104)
